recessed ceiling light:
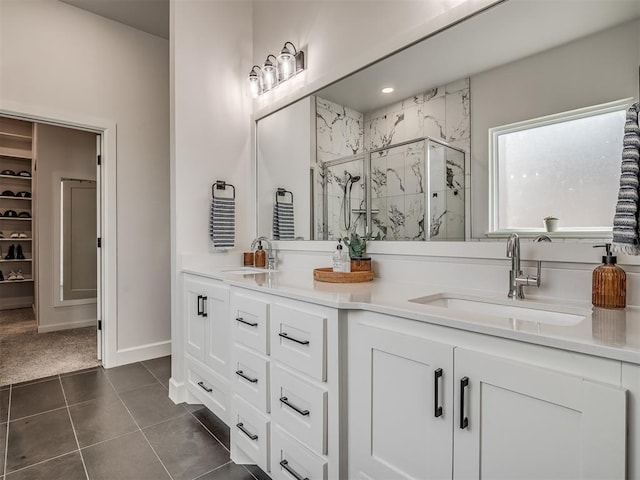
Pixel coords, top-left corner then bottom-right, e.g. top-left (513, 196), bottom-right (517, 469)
top-left (381, 87), bottom-right (394, 94)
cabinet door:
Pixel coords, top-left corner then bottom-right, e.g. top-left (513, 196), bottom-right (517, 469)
top-left (204, 282), bottom-right (230, 377)
top-left (349, 322), bottom-right (454, 480)
top-left (453, 348), bottom-right (626, 480)
top-left (184, 277), bottom-right (206, 363)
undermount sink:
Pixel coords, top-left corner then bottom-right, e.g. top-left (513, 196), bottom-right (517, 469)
top-left (222, 267), bottom-right (276, 275)
top-left (409, 293), bottom-right (590, 326)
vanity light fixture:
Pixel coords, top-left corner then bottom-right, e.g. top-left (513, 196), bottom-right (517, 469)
top-left (278, 41), bottom-right (305, 80)
top-left (381, 87), bottom-right (394, 94)
top-left (248, 41), bottom-right (305, 97)
top-left (248, 65), bottom-right (263, 98)
top-left (262, 54), bottom-right (279, 91)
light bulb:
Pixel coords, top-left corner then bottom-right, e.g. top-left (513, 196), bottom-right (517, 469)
top-left (263, 55), bottom-right (278, 90)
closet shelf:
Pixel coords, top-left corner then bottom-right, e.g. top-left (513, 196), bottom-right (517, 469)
top-left (0, 238), bottom-right (32, 241)
top-left (0, 175), bottom-right (31, 181)
top-left (0, 259), bottom-right (32, 263)
top-left (0, 278), bottom-right (33, 284)
top-left (0, 152), bottom-right (32, 161)
top-left (0, 197), bottom-right (31, 201)
top-left (0, 131), bottom-right (32, 141)
top-left (0, 218), bottom-right (31, 221)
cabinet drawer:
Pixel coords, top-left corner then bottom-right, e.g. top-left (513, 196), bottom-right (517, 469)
top-left (186, 360), bottom-right (228, 423)
top-left (231, 293), bottom-right (270, 355)
top-left (232, 344), bottom-right (270, 413)
top-left (231, 395), bottom-right (270, 474)
top-left (271, 366), bottom-right (327, 455)
top-left (271, 425), bottom-right (327, 480)
top-left (271, 303), bottom-right (326, 381)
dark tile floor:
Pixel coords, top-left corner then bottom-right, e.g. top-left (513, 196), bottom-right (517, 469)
top-left (0, 356), bottom-right (270, 480)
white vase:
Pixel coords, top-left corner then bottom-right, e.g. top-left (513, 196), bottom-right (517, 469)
top-left (544, 218), bottom-right (558, 232)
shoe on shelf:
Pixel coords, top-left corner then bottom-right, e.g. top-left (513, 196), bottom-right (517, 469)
top-left (16, 191), bottom-right (31, 198)
top-left (7, 271), bottom-right (17, 281)
top-left (14, 270), bottom-right (24, 280)
top-left (10, 232), bottom-right (20, 239)
top-left (18, 232), bottom-right (28, 239)
top-left (5, 244), bottom-right (15, 260)
top-left (0, 231), bottom-right (4, 238)
top-left (0, 270), bottom-right (4, 282)
top-left (16, 244), bottom-right (25, 260)
top-left (1, 190), bottom-right (15, 197)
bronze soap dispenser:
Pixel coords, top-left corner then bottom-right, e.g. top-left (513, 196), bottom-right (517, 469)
top-left (592, 243), bottom-right (626, 309)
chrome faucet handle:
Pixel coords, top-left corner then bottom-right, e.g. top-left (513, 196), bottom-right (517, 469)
top-left (516, 261), bottom-right (542, 288)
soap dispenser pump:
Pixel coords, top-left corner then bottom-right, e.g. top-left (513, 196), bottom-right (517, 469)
top-left (592, 243), bottom-right (626, 309)
top-left (254, 241), bottom-right (266, 268)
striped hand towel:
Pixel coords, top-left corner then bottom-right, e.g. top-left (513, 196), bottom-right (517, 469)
top-left (612, 102), bottom-right (640, 255)
top-left (273, 202), bottom-right (295, 240)
top-left (209, 196), bottom-right (235, 249)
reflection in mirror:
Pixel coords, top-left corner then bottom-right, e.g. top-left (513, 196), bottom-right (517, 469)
top-left (256, 0), bottom-right (640, 242)
top-left (60, 178), bottom-right (96, 302)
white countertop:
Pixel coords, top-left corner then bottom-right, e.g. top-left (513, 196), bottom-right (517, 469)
top-left (182, 264), bottom-right (640, 365)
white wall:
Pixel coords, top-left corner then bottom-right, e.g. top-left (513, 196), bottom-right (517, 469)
top-left (0, 0), bottom-right (170, 363)
top-left (470, 19), bottom-right (640, 237)
top-left (36, 123), bottom-right (97, 332)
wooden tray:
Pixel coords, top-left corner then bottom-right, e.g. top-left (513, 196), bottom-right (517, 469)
top-left (313, 267), bottom-right (374, 283)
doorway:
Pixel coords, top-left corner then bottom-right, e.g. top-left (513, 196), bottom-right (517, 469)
top-left (0, 117), bottom-right (104, 385)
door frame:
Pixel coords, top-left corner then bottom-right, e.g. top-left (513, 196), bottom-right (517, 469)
top-left (0, 101), bottom-right (117, 368)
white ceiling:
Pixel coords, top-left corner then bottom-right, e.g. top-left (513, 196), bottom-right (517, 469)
top-left (318, 0), bottom-right (640, 113)
top-left (59, 0), bottom-right (169, 39)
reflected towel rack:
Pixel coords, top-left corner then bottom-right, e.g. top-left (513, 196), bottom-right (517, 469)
top-left (276, 188), bottom-right (293, 204)
top-left (212, 180), bottom-right (235, 199)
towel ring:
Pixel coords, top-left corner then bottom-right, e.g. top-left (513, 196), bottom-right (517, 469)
top-left (276, 188), bottom-right (293, 204)
top-left (212, 180), bottom-right (235, 199)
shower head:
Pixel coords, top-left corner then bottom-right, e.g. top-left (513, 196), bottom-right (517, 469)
top-left (349, 175), bottom-right (361, 184)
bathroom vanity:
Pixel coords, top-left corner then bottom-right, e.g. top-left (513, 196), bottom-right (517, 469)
top-left (172, 262), bottom-right (638, 480)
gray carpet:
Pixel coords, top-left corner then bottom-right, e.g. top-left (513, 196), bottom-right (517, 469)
top-left (0, 308), bottom-right (101, 386)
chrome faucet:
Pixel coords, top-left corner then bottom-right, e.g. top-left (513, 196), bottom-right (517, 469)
top-left (506, 233), bottom-right (541, 299)
top-left (251, 236), bottom-right (277, 270)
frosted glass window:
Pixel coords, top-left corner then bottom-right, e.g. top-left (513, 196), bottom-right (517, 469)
top-left (493, 105), bottom-right (626, 231)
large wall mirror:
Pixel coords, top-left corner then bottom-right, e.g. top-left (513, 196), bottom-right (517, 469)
top-left (256, 0), bottom-right (640, 243)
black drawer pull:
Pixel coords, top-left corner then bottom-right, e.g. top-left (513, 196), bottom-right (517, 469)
top-left (278, 332), bottom-right (309, 345)
top-left (236, 317), bottom-right (258, 327)
top-left (235, 370), bottom-right (258, 383)
top-left (279, 396), bottom-right (309, 416)
top-left (236, 422), bottom-right (258, 441)
top-left (434, 368), bottom-right (443, 418)
top-left (197, 295), bottom-right (203, 316)
top-left (197, 381), bottom-right (213, 393)
top-left (279, 460), bottom-right (309, 480)
top-left (201, 295), bottom-right (207, 317)
top-left (460, 376), bottom-right (469, 429)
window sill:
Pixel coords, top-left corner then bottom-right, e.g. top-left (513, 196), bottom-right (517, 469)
top-left (485, 229), bottom-right (612, 241)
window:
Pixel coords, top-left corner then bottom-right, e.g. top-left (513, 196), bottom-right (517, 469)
top-left (489, 100), bottom-right (629, 234)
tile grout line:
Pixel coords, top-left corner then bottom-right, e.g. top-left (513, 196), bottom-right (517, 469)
top-left (192, 460), bottom-right (234, 480)
top-left (101, 364), bottom-right (175, 480)
top-left (139, 361), bottom-right (169, 392)
top-left (185, 409), bottom-right (231, 455)
top-left (59, 374), bottom-right (90, 480)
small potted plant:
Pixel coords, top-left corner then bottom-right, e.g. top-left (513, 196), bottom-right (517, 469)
top-left (343, 232), bottom-right (371, 272)
top-left (543, 216), bottom-right (559, 232)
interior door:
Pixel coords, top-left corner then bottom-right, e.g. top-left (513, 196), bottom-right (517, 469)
top-left (453, 348), bottom-right (626, 480)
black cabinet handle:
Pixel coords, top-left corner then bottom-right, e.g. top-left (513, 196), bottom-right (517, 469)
top-left (279, 396), bottom-right (309, 416)
top-left (236, 317), bottom-right (258, 327)
top-left (279, 332), bottom-right (309, 345)
top-left (235, 370), bottom-right (258, 383)
top-left (236, 422), bottom-right (258, 441)
top-left (279, 460), bottom-right (309, 480)
top-left (197, 295), bottom-right (203, 316)
top-left (201, 296), bottom-right (207, 317)
top-left (197, 381), bottom-right (213, 393)
top-left (460, 376), bottom-right (469, 429)
top-left (434, 368), bottom-right (443, 418)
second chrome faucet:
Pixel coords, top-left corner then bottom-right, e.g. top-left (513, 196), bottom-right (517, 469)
top-left (506, 233), bottom-right (541, 299)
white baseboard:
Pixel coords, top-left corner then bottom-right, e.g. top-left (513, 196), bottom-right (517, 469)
top-left (38, 319), bottom-right (95, 333)
top-left (113, 340), bottom-right (171, 366)
top-left (169, 378), bottom-right (186, 404)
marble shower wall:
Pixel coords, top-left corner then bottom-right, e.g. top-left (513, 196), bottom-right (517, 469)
top-left (315, 97), bottom-right (365, 239)
top-left (314, 79), bottom-right (469, 240)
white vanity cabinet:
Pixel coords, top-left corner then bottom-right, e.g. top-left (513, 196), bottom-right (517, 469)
top-left (183, 274), bottom-right (230, 423)
top-left (229, 287), bottom-right (346, 480)
top-left (349, 311), bottom-right (627, 480)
